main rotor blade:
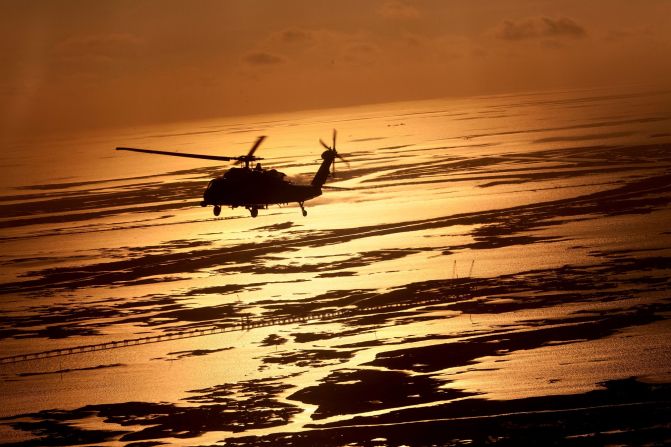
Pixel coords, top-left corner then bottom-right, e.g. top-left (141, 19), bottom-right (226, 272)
top-left (321, 185), bottom-right (351, 190)
top-left (116, 147), bottom-right (242, 162)
top-left (320, 139), bottom-right (331, 150)
top-left (336, 153), bottom-right (350, 168)
top-left (247, 135), bottom-right (266, 159)
top-left (332, 128), bottom-right (337, 150)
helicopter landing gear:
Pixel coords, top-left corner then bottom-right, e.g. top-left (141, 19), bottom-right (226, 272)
top-left (213, 205), bottom-right (221, 217)
top-left (299, 202), bottom-right (307, 217)
top-left (248, 206), bottom-right (258, 218)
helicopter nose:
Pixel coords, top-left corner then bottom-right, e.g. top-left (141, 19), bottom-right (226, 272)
top-left (204, 187), bottom-right (217, 201)
top-left (203, 179), bottom-right (219, 204)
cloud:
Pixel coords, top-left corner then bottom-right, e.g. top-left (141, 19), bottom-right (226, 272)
top-left (54, 33), bottom-right (144, 60)
top-left (343, 42), bottom-right (379, 66)
top-left (495, 17), bottom-right (586, 41)
top-left (377, 0), bottom-right (421, 20)
top-left (244, 52), bottom-right (286, 65)
top-left (604, 27), bottom-right (654, 43)
top-left (50, 33), bottom-right (146, 81)
top-left (253, 28), bottom-right (383, 70)
top-left (280, 29), bottom-right (313, 44)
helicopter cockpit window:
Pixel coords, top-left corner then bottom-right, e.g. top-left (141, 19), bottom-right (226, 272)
top-left (205, 180), bottom-right (215, 191)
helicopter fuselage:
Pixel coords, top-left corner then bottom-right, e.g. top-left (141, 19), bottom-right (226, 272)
top-left (202, 167), bottom-right (322, 209)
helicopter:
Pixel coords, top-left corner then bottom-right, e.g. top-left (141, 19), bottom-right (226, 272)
top-left (116, 129), bottom-right (348, 218)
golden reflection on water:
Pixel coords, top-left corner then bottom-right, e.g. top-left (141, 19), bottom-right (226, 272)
top-left (1, 87), bottom-right (671, 443)
top-left (441, 318), bottom-right (671, 400)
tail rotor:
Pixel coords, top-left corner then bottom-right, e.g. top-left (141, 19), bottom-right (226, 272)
top-left (319, 129), bottom-right (349, 177)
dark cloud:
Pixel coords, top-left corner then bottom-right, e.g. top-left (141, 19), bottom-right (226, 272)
top-left (245, 52), bottom-right (286, 65)
top-left (496, 17), bottom-right (586, 41)
top-left (281, 29), bottom-right (313, 43)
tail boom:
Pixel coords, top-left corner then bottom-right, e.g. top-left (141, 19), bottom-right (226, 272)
top-left (311, 149), bottom-right (336, 188)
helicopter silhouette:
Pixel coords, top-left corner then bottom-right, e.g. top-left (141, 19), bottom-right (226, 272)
top-left (116, 130), bottom-right (348, 218)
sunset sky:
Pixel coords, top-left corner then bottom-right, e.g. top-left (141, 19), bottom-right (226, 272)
top-left (2, 0), bottom-right (670, 139)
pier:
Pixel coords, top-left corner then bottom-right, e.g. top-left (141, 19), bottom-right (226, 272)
top-left (0, 285), bottom-right (473, 365)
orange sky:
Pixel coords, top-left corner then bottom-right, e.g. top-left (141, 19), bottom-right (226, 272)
top-left (1, 0), bottom-right (670, 139)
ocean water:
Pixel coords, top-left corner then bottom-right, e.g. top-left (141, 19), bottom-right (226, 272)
top-left (1, 86), bottom-right (670, 445)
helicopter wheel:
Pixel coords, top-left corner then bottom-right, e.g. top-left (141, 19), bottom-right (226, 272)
top-left (299, 202), bottom-right (307, 217)
top-left (213, 205), bottom-right (221, 217)
top-left (250, 207), bottom-right (258, 218)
